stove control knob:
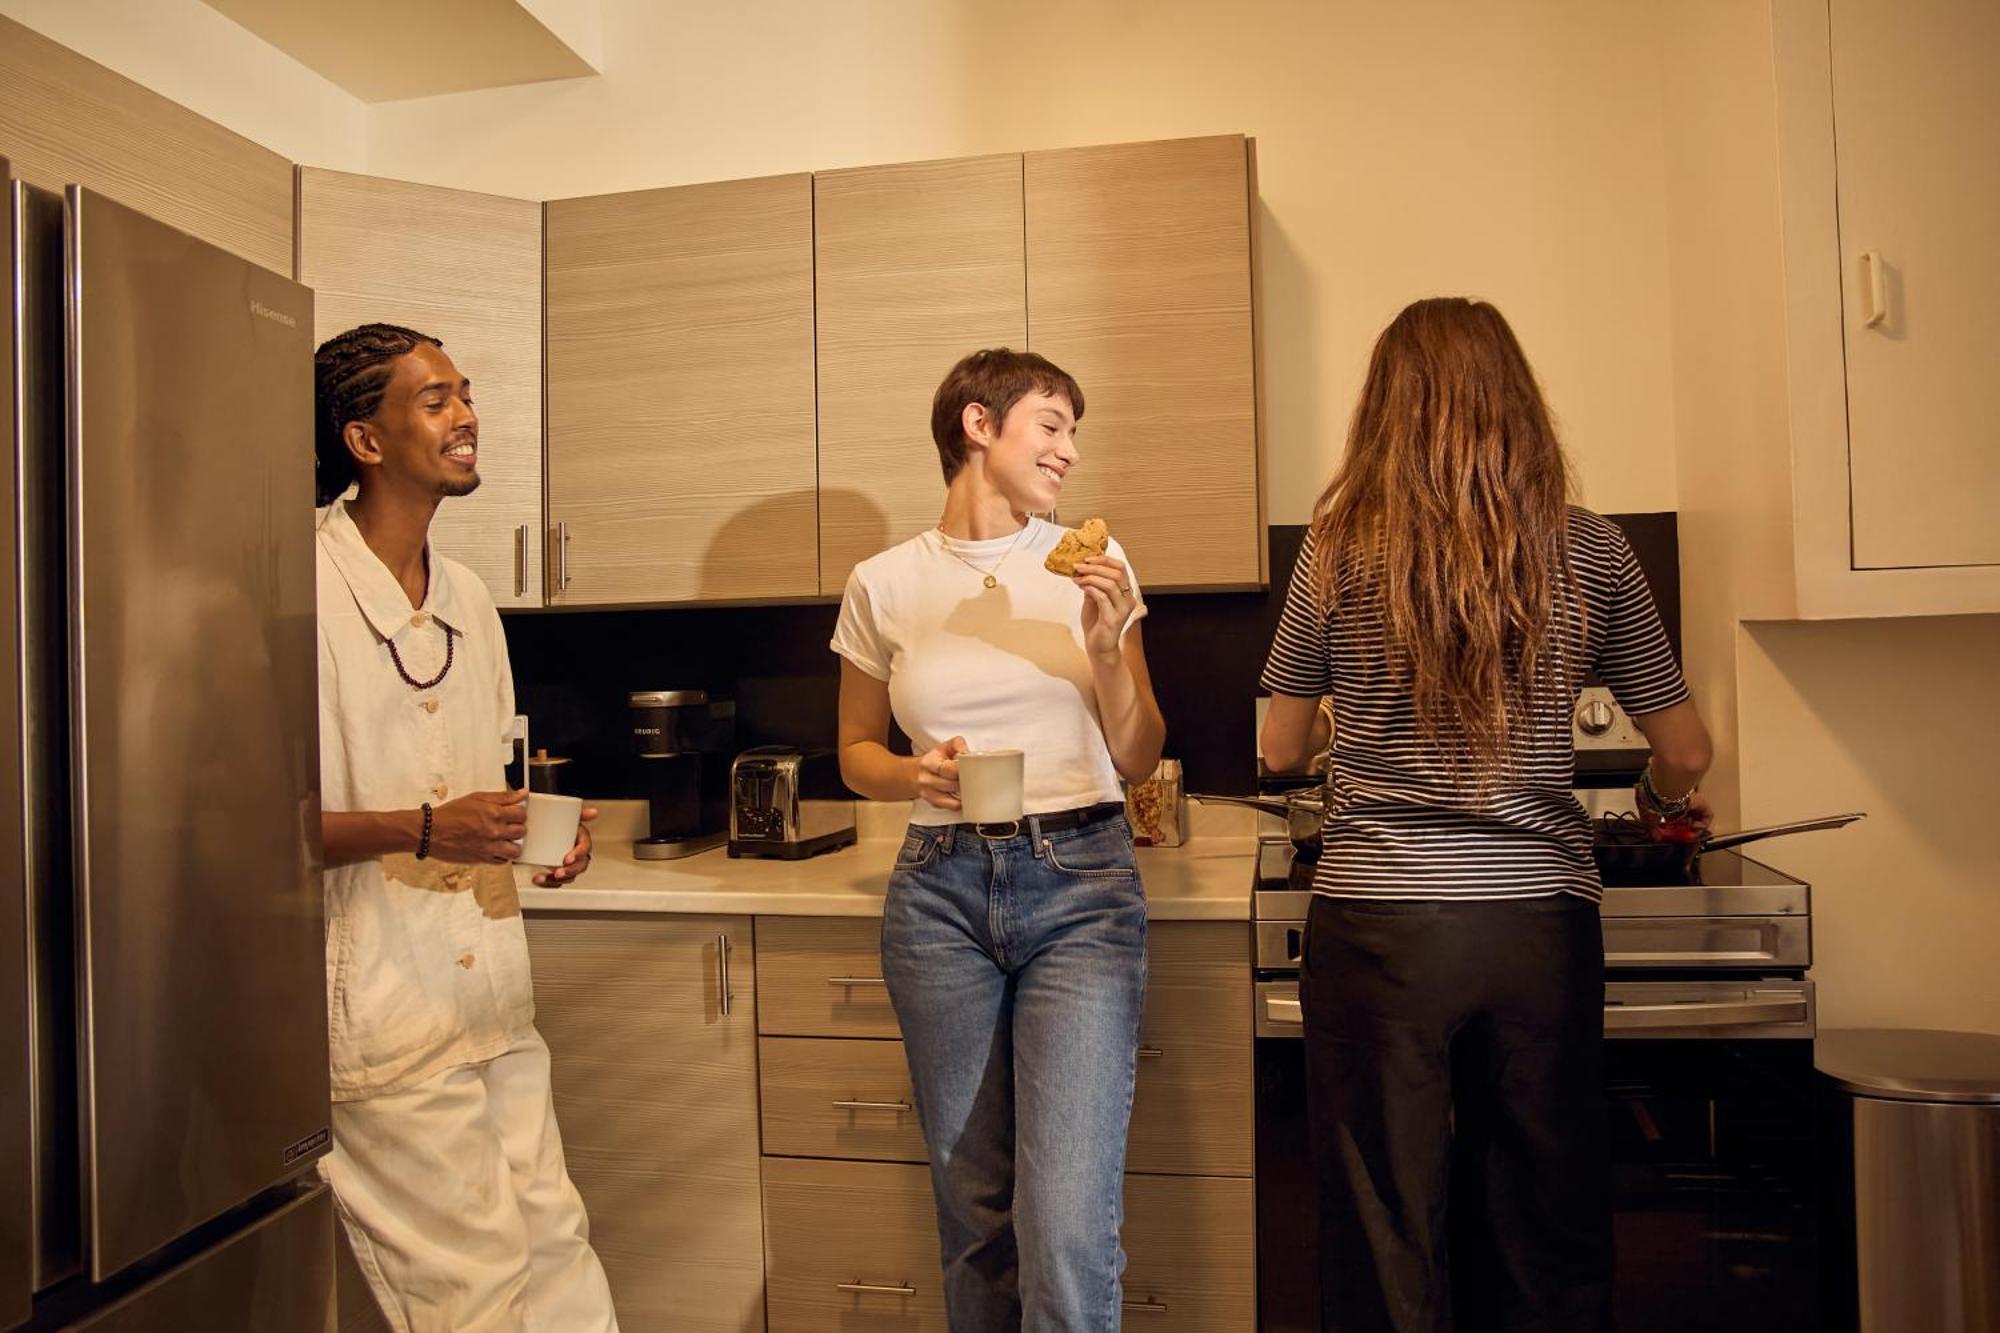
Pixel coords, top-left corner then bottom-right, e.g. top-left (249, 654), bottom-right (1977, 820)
top-left (1577, 699), bottom-right (1617, 737)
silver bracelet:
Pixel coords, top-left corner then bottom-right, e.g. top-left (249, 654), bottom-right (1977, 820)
top-left (1637, 764), bottom-right (1691, 819)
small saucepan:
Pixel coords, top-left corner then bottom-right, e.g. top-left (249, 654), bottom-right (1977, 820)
top-left (1189, 792), bottom-right (1327, 860)
top-left (1593, 811), bottom-right (1866, 885)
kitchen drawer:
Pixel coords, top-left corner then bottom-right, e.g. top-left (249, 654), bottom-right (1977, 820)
top-left (1127, 923), bottom-right (1254, 1177)
top-left (762, 1159), bottom-right (1254, 1332)
top-left (763, 1157), bottom-right (947, 1332)
top-left (760, 1036), bottom-right (927, 1163)
top-left (1122, 1173), bottom-right (1258, 1330)
top-left (756, 917), bottom-right (899, 1038)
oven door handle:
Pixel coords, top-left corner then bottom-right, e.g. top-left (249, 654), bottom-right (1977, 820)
top-left (1263, 993), bottom-right (1303, 1026)
top-left (1603, 997), bottom-right (1808, 1030)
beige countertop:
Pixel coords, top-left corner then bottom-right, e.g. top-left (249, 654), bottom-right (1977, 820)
top-left (518, 801), bottom-right (1260, 921)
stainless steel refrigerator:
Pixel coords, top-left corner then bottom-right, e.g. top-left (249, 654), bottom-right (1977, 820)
top-left (3, 161), bottom-right (333, 1329)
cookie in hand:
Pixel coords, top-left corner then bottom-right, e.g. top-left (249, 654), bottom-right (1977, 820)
top-left (1043, 517), bottom-right (1110, 577)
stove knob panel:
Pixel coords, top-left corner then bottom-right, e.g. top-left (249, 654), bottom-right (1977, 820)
top-left (1577, 698), bottom-right (1618, 737)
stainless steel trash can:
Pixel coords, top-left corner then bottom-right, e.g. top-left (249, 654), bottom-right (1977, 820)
top-left (1817, 1028), bottom-right (2000, 1332)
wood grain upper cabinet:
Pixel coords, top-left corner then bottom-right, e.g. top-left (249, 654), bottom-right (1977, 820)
top-left (545, 174), bottom-right (818, 606)
top-left (0, 15), bottom-right (291, 274)
top-left (814, 155), bottom-right (1027, 593)
top-left (1025, 135), bottom-right (1261, 590)
top-left (525, 912), bottom-right (763, 1332)
top-left (297, 169), bottom-right (545, 607)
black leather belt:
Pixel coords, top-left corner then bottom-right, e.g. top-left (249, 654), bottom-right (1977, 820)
top-left (975, 801), bottom-right (1125, 840)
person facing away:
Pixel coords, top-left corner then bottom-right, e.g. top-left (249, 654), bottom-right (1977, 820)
top-left (831, 347), bottom-right (1167, 1330)
top-left (312, 323), bottom-right (618, 1332)
top-left (1260, 297), bottom-right (1714, 1333)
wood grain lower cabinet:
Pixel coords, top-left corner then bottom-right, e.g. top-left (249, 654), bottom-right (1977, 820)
top-left (755, 916), bottom-right (1256, 1330)
top-left (755, 916), bottom-right (899, 1038)
top-left (758, 1036), bottom-right (926, 1163)
top-left (1120, 1174), bottom-right (1258, 1330)
top-left (762, 1158), bottom-right (1255, 1332)
top-left (525, 913), bottom-right (762, 1333)
top-left (1128, 920), bottom-right (1254, 1177)
top-left (763, 1157), bottom-right (947, 1332)
top-left (297, 168), bottom-right (545, 608)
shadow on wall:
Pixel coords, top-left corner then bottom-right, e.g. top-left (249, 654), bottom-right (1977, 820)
top-left (1253, 197), bottom-right (1325, 526)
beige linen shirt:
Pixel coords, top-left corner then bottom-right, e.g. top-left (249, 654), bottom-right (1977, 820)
top-left (317, 498), bottom-right (533, 1101)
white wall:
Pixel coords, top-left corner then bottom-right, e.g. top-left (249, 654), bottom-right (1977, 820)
top-left (0, 0), bottom-right (367, 171)
top-left (361, 0), bottom-right (1682, 527)
top-left (1738, 617), bottom-right (2000, 1034)
top-left (1657, 0), bottom-right (2000, 1036)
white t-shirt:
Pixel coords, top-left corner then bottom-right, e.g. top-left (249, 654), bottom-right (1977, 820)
top-left (831, 518), bottom-right (1148, 826)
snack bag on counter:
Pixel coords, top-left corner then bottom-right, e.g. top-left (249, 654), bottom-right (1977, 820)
top-left (1125, 758), bottom-right (1187, 847)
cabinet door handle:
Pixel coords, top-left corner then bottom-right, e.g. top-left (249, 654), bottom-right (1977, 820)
top-left (513, 524), bottom-right (529, 597)
top-left (1859, 250), bottom-right (1887, 328)
top-left (837, 1281), bottom-right (918, 1297)
top-left (826, 976), bottom-right (887, 987)
top-left (716, 933), bottom-right (732, 1017)
top-left (831, 1099), bottom-right (912, 1113)
top-left (1137, 1046), bottom-right (1164, 1060)
top-left (1123, 1298), bottom-right (1170, 1313)
top-left (555, 520), bottom-right (570, 591)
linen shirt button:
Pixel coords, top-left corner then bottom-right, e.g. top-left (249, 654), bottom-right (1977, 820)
top-left (458, 953), bottom-right (476, 970)
top-left (422, 699), bottom-right (439, 714)
top-left (432, 783), bottom-right (448, 801)
top-left (411, 612), bottom-right (429, 628)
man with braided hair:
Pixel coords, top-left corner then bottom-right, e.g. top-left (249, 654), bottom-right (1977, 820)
top-left (313, 323), bottom-right (618, 1331)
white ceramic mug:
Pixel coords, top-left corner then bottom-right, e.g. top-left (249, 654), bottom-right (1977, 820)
top-left (956, 749), bottom-right (1025, 824)
top-left (520, 792), bottom-right (584, 867)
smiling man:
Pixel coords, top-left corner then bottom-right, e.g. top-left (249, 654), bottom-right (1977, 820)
top-left (311, 324), bottom-right (617, 1332)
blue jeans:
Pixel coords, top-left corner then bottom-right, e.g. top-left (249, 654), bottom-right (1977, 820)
top-left (881, 811), bottom-right (1149, 1333)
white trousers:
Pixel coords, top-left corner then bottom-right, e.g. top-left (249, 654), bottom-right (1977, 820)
top-left (321, 1027), bottom-right (619, 1333)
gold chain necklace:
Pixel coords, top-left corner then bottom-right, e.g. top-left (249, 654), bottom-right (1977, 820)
top-left (934, 523), bottom-right (1029, 590)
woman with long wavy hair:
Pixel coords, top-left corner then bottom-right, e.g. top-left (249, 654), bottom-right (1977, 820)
top-left (1260, 298), bottom-right (1714, 1333)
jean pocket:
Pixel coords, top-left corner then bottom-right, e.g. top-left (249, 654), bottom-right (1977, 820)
top-left (893, 831), bottom-right (939, 871)
top-left (1039, 822), bottom-right (1137, 878)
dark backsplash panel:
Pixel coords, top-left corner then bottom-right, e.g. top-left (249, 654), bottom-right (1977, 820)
top-left (503, 513), bottom-right (1679, 799)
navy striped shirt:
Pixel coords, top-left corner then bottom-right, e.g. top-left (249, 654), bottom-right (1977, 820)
top-left (1260, 508), bottom-right (1688, 903)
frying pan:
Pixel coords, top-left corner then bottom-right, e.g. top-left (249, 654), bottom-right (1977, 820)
top-left (1593, 811), bottom-right (1866, 885)
top-left (1195, 791), bottom-right (1866, 884)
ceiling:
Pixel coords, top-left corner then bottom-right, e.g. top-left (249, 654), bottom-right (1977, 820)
top-left (198, 0), bottom-right (600, 103)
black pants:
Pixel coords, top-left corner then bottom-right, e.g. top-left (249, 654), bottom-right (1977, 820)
top-left (1300, 892), bottom-right (1612, 1333)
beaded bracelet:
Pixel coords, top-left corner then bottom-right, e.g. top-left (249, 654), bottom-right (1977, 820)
top-left (416, 802), bottom-right (434, 860)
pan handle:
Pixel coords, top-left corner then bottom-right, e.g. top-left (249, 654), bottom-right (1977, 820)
top-left (1704, 812), bottom-right (1866, 853)
top-left (1188, 793), bottom-right (1301, 820)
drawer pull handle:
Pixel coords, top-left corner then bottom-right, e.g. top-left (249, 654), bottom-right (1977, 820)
top-left (827, 976), bottom-right (887, 987)
top-left (1123, 1298), bottom-right (1170, 1313)
top-left (831, 1099), bottom-right (912, 1113)
top-left (1137, 1046), bottom-right (1164, 1060)
top-left (837, 1281), bottom-right (917, 1297)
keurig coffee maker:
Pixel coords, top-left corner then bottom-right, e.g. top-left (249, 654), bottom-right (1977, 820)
top-left (628, 689), bottom-right (735, 859)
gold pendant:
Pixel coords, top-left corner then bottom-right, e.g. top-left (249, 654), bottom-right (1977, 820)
top-left (983, 574), bottom-right (997, 589)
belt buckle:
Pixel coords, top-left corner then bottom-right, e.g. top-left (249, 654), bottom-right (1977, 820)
top-left (975, 820), bottom-right (1022, 841)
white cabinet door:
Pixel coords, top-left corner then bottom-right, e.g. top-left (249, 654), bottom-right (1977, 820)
top-left (1832, 0), bottom-right (2000, 570)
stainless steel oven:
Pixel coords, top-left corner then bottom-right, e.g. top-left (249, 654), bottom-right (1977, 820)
top-left (1250, 837), bottom-right (1823, 1332)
